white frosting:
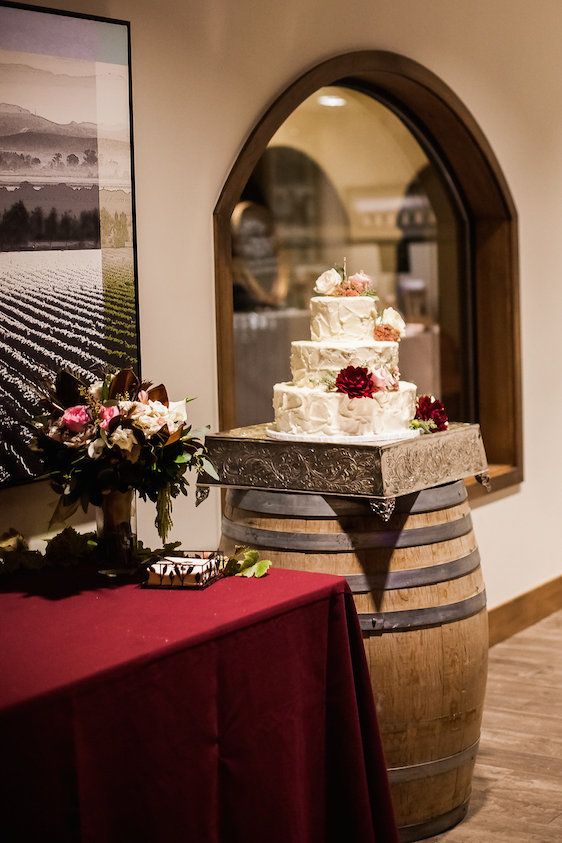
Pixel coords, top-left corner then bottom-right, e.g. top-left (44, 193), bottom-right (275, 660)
top-left (273, 381), bottom-right (417, 438)
top-left (310, 296), bottom-right (377, 342)
top-left (291, 340), bottom-right (399, 386)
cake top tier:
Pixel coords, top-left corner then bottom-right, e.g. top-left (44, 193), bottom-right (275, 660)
top-left (310, 295), bottom-right (377, 342)
top-left (309, 266), bottom-right (406, 344)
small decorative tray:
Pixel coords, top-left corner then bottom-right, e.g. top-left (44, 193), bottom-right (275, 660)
top-left (197, 422), bottom-right (489, 503)
top-left (144, 551), bottom-right (228, 589)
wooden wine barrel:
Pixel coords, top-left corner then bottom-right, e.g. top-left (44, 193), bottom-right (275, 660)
top-left (220, 482), bottom-right (488, 842)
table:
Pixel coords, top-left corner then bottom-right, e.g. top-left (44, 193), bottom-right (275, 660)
top-left (0, 568), bottom-right (398, 843)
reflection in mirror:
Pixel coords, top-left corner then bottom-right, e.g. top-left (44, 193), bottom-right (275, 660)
top-left (230, 86), bottom-right (471, 427)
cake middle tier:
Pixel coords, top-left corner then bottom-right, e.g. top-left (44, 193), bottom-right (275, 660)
top-left (291, 339), bottom-right (399, 386)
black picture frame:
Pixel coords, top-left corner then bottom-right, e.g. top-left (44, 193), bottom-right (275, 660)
top-left (0, 1), bottom-right (141, 489)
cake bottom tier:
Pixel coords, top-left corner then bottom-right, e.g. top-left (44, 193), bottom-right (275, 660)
top-left (273, 380), bottom-right (417, 438)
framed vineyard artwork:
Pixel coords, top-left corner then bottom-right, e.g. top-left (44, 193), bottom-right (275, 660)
top-left (0, 2), bottom-right (140, 487)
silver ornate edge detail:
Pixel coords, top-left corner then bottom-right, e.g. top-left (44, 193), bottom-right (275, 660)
top-left (195, 486), bottom-right (210, 506)
top-left (369, 498), bottom-right (396, 521)
top-left (475, 472), bottom-right (492, 492)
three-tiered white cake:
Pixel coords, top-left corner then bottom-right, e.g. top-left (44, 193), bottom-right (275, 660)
top-left (269, 268), bottom-right (418, 442)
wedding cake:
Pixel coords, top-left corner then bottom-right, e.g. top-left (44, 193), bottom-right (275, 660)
top-left (269, 267), bottom-right (418, 442)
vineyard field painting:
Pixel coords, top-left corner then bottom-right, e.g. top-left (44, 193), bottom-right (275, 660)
top-left (0, 4), bottom-right (139, 487)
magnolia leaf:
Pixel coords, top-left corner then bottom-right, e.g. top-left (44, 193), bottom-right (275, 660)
top-left (188, 428), bottom-right (207, 440)
top-left (147, 383), bottom-right (168, 405)
top-left (201, 457), bottom-right (219, 481)
top-left (55, 370), bottom-right (83, 408)
top-left (174, 453), bottom-right (189, 464)
top-left (108, 368), bottom-right (138, 400)
top-left (48, 496), bottom-right (80, 530)
top-left (223, 557), bottom-right (241, 577)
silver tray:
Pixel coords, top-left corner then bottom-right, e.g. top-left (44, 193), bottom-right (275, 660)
top-left (197, 423), bottom-right (489, 515)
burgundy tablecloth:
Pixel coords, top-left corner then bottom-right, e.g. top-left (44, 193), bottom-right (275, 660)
top-left (0, 568), bottom-right (398, 843)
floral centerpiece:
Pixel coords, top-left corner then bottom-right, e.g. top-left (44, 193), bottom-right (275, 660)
top-left (32, 367), bottom-right (217, 567)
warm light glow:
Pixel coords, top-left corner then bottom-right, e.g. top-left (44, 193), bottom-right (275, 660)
top-left (317, 94), bottom-right (347, 107)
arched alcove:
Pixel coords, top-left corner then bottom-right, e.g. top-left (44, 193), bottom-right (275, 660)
top-left (214, 51), bottom-right (522, 495)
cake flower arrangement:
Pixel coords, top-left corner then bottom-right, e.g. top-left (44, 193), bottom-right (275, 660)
top-left (314, 265), bottom-right (379, 298)
top-left (411, 394), bottom-right (449, 433)
top-left (313, 263), bottom-right (406, 344)
top-left (32, 368), bottom-right (217, 552)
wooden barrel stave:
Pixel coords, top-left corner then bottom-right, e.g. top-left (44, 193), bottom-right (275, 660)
top-left (220, 482), bottom-right (488, 839)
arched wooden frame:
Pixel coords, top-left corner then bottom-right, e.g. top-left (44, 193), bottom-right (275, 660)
top-left (214, 51), bottom-right (522, 497)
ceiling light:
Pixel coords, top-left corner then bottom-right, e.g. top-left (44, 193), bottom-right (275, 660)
top-left (317, 94), bottom-right (347, 107)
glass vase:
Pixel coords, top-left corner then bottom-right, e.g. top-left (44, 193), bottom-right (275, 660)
top-left (95, 489), bottom-right (137, 569)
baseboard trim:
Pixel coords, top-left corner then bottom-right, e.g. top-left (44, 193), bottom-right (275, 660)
top-left (488, 573), bottom-right (562, 646)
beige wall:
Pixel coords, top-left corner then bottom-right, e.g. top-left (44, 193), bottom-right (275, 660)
top-left (2, 0), bottom-right (561, 609)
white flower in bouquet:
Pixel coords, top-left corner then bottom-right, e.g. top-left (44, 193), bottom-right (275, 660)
top-left (378, 307), bottom-right (406, 338)
top-left (88, 381), bottom-right (104, 401)
top-left (110, 426), bottom-right (137, 453)
top-left (87, 438), bottom-right (105, 460)
top-left (314, 268), bottom-right (342, 295)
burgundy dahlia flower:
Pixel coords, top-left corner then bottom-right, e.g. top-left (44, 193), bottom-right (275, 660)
top-left (415, 395), bottom-right (449, 432)
top-left (335, 366), bottom-right (376, 398)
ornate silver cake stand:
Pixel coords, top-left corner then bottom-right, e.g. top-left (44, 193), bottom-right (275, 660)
top-left (196, 421), bottom-right (491, 519)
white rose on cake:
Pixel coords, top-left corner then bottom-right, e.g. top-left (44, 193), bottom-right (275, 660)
top-left (378, 307), bottom-right (406, 338)
top-left (314, 268), bottom-right (342, 295)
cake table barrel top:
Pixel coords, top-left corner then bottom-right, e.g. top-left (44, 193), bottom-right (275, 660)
top-left (198, 422), bottom-right (489, 500)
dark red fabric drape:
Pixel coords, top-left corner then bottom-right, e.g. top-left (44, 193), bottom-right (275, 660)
top-left (0, 568), bottom-right (398, 843)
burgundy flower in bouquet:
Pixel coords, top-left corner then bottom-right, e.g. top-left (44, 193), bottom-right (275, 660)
top-left (413, 394), bottom-right (449, 433)
top-left (335, 366), bottom-right (376, 398)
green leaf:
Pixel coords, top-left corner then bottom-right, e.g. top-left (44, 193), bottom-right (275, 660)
top-left (235, 559), bottom-right (272, 578)
top-left (236, 564), bottom-right (257, 578)
top-left (201, 457), bottom-right (219, 481)
top-left (223, 557), bottom-right (241, 577)
top-left (239, 549), bottom-right (260, 570)
top-left (409, 418), bottom-right (437, 434)
top-left (254, 559), bottom-right (271, 578)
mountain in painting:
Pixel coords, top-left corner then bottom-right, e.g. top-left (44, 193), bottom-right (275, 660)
top-left (0, 103), bottom-right (97, 138)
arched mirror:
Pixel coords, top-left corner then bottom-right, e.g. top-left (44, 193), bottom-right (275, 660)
top-left (215, 53), bottom-right (521, 495)
top-left (230, 85), bottom-right (472, 427)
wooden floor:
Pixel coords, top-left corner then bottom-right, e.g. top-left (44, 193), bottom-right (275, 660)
top-left (427, 609), bottom-right (562, 842)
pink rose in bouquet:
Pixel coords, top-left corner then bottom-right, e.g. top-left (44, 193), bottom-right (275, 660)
top-left (99, 405), bottom-right (120, 429)
top-left (61, 405), bottom-right (90, 432)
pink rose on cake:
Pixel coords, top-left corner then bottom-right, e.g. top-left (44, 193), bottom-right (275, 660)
top-left (313, 266), bottom-right (378, 298)
top-left (346, 271), bottom-right (373, 294)
top-left (371, 367), bottom-right (399, 392)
